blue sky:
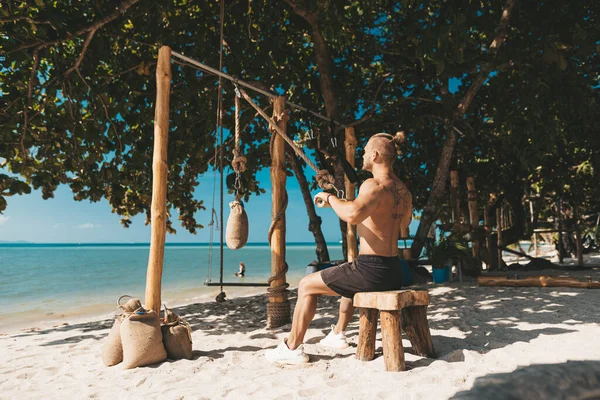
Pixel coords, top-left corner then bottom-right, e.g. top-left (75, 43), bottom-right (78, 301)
top-left (0, 164), bottom-right (419, 243)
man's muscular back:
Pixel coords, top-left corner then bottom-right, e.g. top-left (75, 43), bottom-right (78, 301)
top-left (357, 176), bottom-right (412, 257)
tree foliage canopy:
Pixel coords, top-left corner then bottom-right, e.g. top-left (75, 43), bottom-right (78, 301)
top-left (1, 0), bottom-right (599, 237)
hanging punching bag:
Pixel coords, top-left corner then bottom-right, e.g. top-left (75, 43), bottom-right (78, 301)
top-left (226, 200), bottom-right (249, 250)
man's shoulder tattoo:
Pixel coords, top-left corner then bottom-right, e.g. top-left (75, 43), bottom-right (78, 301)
top-left (382, 183), bottom-right (411, 220)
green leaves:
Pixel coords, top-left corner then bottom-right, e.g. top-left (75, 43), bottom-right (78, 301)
top-left (1, 0), bottom-right (598, 235)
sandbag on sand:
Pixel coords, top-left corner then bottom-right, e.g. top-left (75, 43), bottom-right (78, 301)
top-left (226, 200), bottom-right (248, 249)
top-left (120, 308), bottom-right (167, 369)
top-left (101, 297), bottom-right (142, 367)
top-left (162, 306), bottom-right (193, 360)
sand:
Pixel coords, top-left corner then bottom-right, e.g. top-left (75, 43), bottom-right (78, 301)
top-left (2, 262), bottom-right (600, 400)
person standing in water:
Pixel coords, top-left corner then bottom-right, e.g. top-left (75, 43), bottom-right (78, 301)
top-left (234, 262), bottom-right (246, 277)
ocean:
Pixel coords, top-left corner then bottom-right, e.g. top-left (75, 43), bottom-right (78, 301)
top-left (0, 243), bottom-right (344, 331)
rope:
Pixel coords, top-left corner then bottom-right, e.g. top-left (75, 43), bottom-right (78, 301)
top-left (217, 0), bottom-right (225, 298)
top-left (232, 93), bottom-right (247, 174)
top-left (239, 88), bottom-right (337, 192)
top-left (267, 190), bottom-right (288, 247)
top-left (266, 262), bottom-right (290, 297)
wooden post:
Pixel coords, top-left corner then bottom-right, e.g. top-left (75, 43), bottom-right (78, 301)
top-left (145, 46), bottom-right (171, 314)
top-left (380, 310), bottom-right (405, 372)
top-left (345, 127), bottom-right (358, 262)
top-left (267, 96), bottom-right (290, 328)
top-left (483, 195), bottom-right (494, 268)
top-left (557, 199), bottom-right (564, 264)
top-left (356, 308), bottom-right (378, 361)
top-left (450, 171), bottom-right (460, 225)
top-left (530, 200), bottom-right (538, 257)
top-left (575, 207), bottom-right (584, 267)
top-left (466, 177), bottom-right (480, 260)
top-left (401, 306), bottom-right (436, 358)
top-left (496, 206), bottom-right (503, 270)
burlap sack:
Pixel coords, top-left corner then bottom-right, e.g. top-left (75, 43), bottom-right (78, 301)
top-left (162, 306), bottom-right (193, 360)
top-left (120, 308), bottom-right (167, 369)
top-left (101, 297), bottom-right (142, 367)
top-left (226, 200), bottom-right (248, 250)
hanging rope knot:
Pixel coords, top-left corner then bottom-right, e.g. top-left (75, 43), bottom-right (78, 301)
top-left (316, 170), bottom-right (335, 190)
top-left (232, 149), bottom-right (247, 174)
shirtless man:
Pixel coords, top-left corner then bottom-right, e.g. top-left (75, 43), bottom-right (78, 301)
top-left (265, 132), bottom-right (412, 364)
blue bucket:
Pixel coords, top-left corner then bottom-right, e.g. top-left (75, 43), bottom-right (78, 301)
top-left (432, 266), bottom-right (451, 283)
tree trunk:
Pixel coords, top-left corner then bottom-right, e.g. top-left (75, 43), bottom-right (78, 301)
top-left (287, 148), bottom-right (330, 262)
top-left (283, 0), bottom-right (348, 259)
top-left (411, 0), bottom-right (517, 259)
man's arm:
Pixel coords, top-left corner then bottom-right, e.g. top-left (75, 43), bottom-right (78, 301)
top-left (327, 179), bottom-right (384, 225)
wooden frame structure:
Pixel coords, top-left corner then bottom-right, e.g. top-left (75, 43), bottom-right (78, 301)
top-left (144, 46), bottom-right (359, 327)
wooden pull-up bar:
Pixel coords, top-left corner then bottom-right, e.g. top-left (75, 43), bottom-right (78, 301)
top-left (170, 51), bottom-right (347, 128)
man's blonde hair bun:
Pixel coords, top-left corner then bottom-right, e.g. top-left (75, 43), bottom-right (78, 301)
top-left (393, 131), bottom-right (405, 145)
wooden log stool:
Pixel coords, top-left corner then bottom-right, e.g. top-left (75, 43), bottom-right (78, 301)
top-left (353, 290), bottom-right (435, 371)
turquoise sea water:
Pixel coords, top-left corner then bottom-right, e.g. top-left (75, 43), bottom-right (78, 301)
top-left (0, 243), bottom-right (344, 330)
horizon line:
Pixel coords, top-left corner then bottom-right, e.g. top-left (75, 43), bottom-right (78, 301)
top-left (0, 241), bottom-right (349, 245)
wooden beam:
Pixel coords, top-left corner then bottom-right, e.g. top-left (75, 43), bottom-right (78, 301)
top-left (496, 206), bottom-right (503, 269)
top-left (450, 171), bottom-right (460, 225)
top-left (557, 199), bottom-right (564, 264)
top-left (575, 207), bottom-right (584, 267)
top-left (478, 275), bottom-right (600, 289)
top-left (345, 127), bottom-right (358, 262)
top-left (145, 46), bottom-right (171, 314)
top-left (467, 177), bottom-right (480, 260)
top-left (267, 96), bottom-right (290, 328)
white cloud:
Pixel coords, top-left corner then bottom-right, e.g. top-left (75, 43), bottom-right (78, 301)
top-left (0, 216), bottom-right (10, 225)
top-left (76, 223), bottom-right (95, 229)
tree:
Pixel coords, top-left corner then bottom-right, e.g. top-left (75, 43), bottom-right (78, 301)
top-left (2, 0), bottom-right (598, 266)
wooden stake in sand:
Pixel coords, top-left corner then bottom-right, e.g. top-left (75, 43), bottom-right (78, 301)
top-left (345, 127), bottom-right (358, 262)
top-left (450, 171), bottom-right (460, 225)
top-left (467, 177), bottom-right (480, 260)
top-left (145, 46), bottom-right (171, 314)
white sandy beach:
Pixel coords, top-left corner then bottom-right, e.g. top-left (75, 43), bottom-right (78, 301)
top-left (2, 263), bottom-right (600, 400)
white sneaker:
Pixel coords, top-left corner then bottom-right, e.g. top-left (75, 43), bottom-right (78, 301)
top-left (319, 325), bottom-right (350, 349)
top-left (265, 340), bottom-right (309, 365)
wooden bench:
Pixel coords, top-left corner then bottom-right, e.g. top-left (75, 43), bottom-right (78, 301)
top-left (353, 290), bottom-right (435, 371)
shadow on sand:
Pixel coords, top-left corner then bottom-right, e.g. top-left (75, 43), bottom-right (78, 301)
top-left (451, 360), bottom-right (600, 399)
top-left (12, 281), bottom-right (600, 362)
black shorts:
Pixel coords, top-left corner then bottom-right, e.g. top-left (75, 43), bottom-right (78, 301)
top-left (320, 254), bottom-right (405, 299)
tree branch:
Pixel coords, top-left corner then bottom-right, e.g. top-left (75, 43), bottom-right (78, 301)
top-left (20, 48), bottom-right (40, 156)
top-left (102, 33), bottom-right (160, 49)
top-left (75, 69), bottom-right (122, 154)
top-left (282, 0), bottom-right (316, 23)
top-left (64, 28), bottom-right (98, 77)
top-left (101, 61), bottom-right (156, 85)
top-left (0, 16), bottom-right (58, 31)
top-left (5, 0), bottom-right (140, 55)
